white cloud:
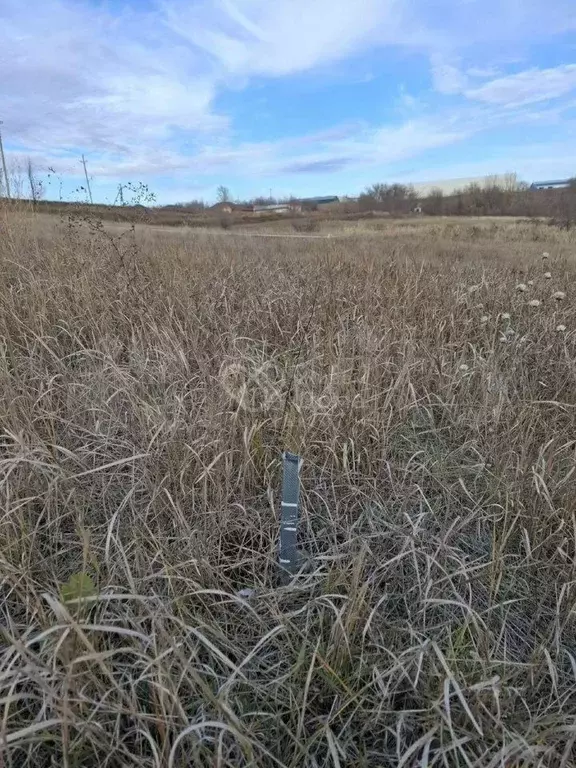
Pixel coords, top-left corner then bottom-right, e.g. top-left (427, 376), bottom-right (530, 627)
top-left (430, 57), bottom-right (468, 94)
top-left (161, 0), bottom-right (576, 88)
top-left (160, 0), bottom-right (409, 79)
top-left (466, 65), bottom-right (576, 107)
top-left (168, 117), bottom-right (470, 181)
top-left (414, 0), bottom-right (576, 51)
top-left (0, 0), bottom-right (223, 157)
top-left (467, 66), bottom-right (501, 78)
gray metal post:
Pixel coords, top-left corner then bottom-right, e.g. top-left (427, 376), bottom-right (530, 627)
top-left (279, 452), bottom-right (302, 584)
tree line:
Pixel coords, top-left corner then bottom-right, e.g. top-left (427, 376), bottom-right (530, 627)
top-left (358, 175), bottom-right (576, 227)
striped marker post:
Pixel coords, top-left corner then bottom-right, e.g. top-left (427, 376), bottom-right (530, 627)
top-left (279, 451), bottom-right (302, 585)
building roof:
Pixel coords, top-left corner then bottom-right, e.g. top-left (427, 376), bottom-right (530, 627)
top-left (299, 196), bottom-right (339, 205)
top-left (253, 203), bottom-right (293, 211)
top-left (210, 201), bottom-right (236, 209)
top-left (530, 179), bottom-right (571, 189)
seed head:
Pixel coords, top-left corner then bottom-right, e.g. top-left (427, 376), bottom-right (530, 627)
top-left (529, 299), bottom-right (541, 307)
top-left (527, 280), bottom-right (534, 286)
top-left (552, 291), bottom-right (566, 300)
top-left (556, 324), bottom-right (567, 332)
top-left (542, 252), bottom-right (550, 259)
top-left (516, 283), bottom-right (527, 292)
top-left (480, 315), bottom-right (489, 323)
top-left (544, 272), bottom-right (552, 279)
top-left (459, 363), bottom-right (469, 372)
top-left (501, 313), bottom-right (511, 320)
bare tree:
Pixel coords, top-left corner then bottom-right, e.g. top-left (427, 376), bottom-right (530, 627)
top-left (359, 182), bottom-right (417, 213)
top-left (426, 187), bottom-right (444, 216)
top-left (502, 172), bottom-right (519, 192)
top-left (26, 158), bottom-right (44, 203)
top-left (216, 185), bottom-right (231, 203)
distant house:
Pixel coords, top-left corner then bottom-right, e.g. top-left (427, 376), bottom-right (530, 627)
top-left (298, 196), bottom-right (340, 208)
top-left (253, 203), bottom-right (293, 214)
top-left (530, 179), bottom-right (571, 190)
top-left (250, 201), bottom-right (304, 214)
top-left (210, 202), bottom-right (236, 214)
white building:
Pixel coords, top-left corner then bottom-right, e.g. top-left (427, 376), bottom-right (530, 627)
top-left (408, 174), bottom-right (520, 197)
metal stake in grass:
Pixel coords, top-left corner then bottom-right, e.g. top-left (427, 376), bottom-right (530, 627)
top-left (279, 451), bottom-right (302, 585)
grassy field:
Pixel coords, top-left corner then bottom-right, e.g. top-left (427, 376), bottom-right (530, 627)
top-left (2, 206), bottom-right (576, 766)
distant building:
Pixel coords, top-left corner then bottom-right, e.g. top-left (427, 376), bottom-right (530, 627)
top-left (299, 196), bottom-right (340, 207)
top-left (210, 202), bottom-right (253, 214)
top-left (210, 202), bottom-right (236, 214)
top-left (409, 175), bottom-right (517, 197)
top-left (252, 203), bottom-right (298, 214)
top-left (530, 179), bottom-right (572, 190)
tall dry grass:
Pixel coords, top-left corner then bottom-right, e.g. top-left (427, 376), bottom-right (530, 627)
top-left (1, 206), bottom-right (576, 766)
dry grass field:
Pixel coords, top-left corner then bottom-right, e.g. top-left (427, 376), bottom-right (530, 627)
top-left (2, 205), bottom-right (576, 766)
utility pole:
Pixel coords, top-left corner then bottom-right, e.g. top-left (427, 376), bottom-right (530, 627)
top-left (81, 154), bottom-right (93, 204)
top-left (0, 121), bottom-right (11, 199)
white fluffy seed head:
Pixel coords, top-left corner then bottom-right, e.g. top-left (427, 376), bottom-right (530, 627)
top-left (544, 272), bottom-right (552, 279)
top-left (529, 299), bottom-right (541, 307)
top-left (459, 363), bottom-right (469, 372)
top-left (480, 315), bottom-right (489, 323)
top-left (542, 252), bottom-right (549, 259)
top-left (501, 312), bottom-right (511, 320)
top-left (552, 291), bottom-right (566, 300)
top-left (516, 283), bottom-right (528, 292)
top-left (556, 325), bottom-right (567, 332)
top-left (527, 280), bottom-right (534, 286)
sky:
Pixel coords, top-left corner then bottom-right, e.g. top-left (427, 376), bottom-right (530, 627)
top-left (1, 0), bottom-right (576, 205)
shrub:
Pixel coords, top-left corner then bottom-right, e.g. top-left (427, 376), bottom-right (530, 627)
top-left (291, 217), bottom-right (319, 233)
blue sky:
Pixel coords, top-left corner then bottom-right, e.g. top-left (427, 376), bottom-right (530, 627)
top-left (1, 0), bottom-right (576, 204)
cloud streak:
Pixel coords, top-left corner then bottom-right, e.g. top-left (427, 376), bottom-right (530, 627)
top-left (160, 0), bottom-right (409, 78)
top-left (0, 0), bottom-right (223, 154)
top-left (465, 65), bottom-right (576, 107)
